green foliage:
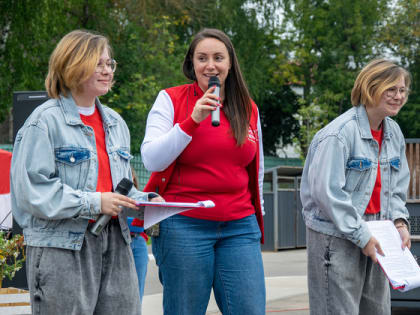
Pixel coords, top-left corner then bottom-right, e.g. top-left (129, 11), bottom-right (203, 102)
top-left (277, 0), bottom-right (399, 153)
top-left (395, 103), bottom-right (420, 139)
top-left (0, 0), bottom-right (301, 156)
top-left (2, 0), bottom-right (419, 157)
top-left (380, 0), bottom-right (420, 139)
top-left (0, 232), bottom-right (25, 288)
top-left (104, 16), bottom-right (187, 153)
top-left (260, 86), bottom-right (300, 156)
top-left (292, 101), bottom-right (329, 159)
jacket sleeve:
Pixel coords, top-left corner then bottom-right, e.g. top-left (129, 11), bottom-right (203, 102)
top-left (389, 133), bottom-right (410, 224)
top-left (307, 135), bottom-right (371, 248)
top-left (141, 90), bottom-right (193, 172)
top-left (10, 120), bottom-right (101, 220)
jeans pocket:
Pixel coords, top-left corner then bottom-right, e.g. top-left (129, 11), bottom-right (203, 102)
top-left (247, 214), bottom-right (262, 240)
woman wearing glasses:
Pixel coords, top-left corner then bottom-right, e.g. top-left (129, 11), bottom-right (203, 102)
top-left (301, 59), bottom-right (411, 315)
top-left (10, 30), bottom-right (159, 314)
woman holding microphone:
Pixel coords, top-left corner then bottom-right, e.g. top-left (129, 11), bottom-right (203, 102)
top-left (10, 30), bottom-right (161, 314)
top-left (139, 28), bottom-right (266, 315)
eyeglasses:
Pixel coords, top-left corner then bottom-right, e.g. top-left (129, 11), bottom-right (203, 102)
top-left (385, 87), bottom-right (408, 98)
top-left (95, 59), bottom-right (117, 73)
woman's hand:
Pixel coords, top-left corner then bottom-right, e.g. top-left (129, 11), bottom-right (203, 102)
top-left (100, 192), bottom-right (138, 215)
top-left (150, 196), bottom-right (165, 203)
top-left (191, 86), bottom-right (222, 123)
top-left (395, 221), bottom-right (411, 249)
top-left (362, 236), bottom-right (384, 263)
top-left (147, 192), bottom-right (165, 203)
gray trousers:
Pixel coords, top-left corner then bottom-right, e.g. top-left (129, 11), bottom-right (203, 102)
top-left (26, 220), bottom-right (141, 315)
top-left (307, 221), bottom-right (390, 315)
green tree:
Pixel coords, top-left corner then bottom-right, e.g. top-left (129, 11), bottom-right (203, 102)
top-left (105, 15), bottom-right (187, 152)
top-left (380, 0), bottom-right (420, 138)
top-left (277, 0), bottom-right (390, 155)
top-left (0, 0), bottom-right (116, 126)
top-left (1, 0), bottom-right (299, 156)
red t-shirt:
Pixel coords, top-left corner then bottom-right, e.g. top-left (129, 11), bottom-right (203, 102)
top-left (80, 108), bottom-right (113, 193)
top-left (365, 127), bottom-right (383, 214)
top-left (163, 110), bottom-right (257, 221)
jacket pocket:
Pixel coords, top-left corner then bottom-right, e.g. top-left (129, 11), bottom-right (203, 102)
top-left (344, 158), bottom-right (372, 192)
top-left (110, 147), bottom-right (133, 181)
top-left (55, 147), bottom-right (91, 189)
top-left (390, 157), bottom-right (400, 171)
top-left (389, 157), bottom-right (401, 188)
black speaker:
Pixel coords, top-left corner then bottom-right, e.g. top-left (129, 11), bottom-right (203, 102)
top-left (13, 91), bottom-right (49, 142)
top-left (6, 91), bottom-right (49, 290)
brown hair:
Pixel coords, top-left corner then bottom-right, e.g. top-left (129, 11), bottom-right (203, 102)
top-left (45, 30), bottom-right (111, 98)
top-left (131, 166), bottom-right (140, 189)
top-left (351, 59), bottom-right (411, 107)
top-left (183, 28), bottom-right (252, 145)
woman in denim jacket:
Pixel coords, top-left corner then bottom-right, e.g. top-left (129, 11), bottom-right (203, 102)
top-left (301, 59), bottom-right (411, 315)
top-left (10, 30), bottom-right (162, 315)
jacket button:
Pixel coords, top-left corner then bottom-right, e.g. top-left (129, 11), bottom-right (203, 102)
top-left (70, 156), bottom-right (75, 163)
top-left (162, 178), bottom-right (166, 182)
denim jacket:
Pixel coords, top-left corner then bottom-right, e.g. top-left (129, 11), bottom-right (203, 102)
top-left (300, 105), bottom-right (410, 249)
top-left (10, 94), bottom-right (148, 250)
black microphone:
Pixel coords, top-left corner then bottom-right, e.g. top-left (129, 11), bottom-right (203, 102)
top-left (208, 76), bottom-right (221, 127)
top-left (90, 178), bottom-right (133, 236)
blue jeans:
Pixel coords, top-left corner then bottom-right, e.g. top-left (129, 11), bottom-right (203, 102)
top-left (152, 214), bottom-right (266, 315)
top-left (130, 233), bottom-right (149, 303)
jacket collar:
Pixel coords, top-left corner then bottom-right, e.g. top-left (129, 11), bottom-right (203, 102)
top-left (58, 93), bottom-right (116, 127)
top-left (355, 105), bottom-right (391, 140)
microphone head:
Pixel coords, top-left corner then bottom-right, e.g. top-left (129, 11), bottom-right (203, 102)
top-left (116, 178), bottom-right (133, 195)
top-left (208, 76), bottom-right (220, 88)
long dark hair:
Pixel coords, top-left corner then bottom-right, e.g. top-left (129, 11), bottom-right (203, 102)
top-left (183, 28), bottom-right (252, 145)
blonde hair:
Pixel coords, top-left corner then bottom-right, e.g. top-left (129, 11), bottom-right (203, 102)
top-left (351, 59), bottom-right (411, 107)
top-left (45, 30), bottom-right (111, 98)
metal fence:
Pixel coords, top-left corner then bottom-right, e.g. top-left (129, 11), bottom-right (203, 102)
top-left (131, 155), bottom-right (151, 190)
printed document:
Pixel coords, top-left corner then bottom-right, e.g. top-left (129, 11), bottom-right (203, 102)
top-left (136, 200), bottom-right (215, 229)
top-left (366, 220), bottom-right (420, 292)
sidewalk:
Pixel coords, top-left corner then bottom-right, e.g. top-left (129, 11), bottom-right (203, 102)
top-left (142, 276), bottom-right (309, 315)
top-left (142, 249), bottom-right (310, 314)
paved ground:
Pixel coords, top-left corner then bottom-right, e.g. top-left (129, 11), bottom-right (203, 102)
top-left (143, 246), bottom-right (420, 315)
top-left (143, 248), bottom-right (310, 315)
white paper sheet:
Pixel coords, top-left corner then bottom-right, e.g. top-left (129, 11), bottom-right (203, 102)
top-left (135, 200), bottom-right (215, 229)
top-left (366, 220), bottom-right (420, 292)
